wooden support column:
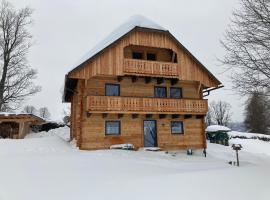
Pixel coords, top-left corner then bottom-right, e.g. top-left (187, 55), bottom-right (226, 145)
top-left (18, 122), bottom-right (29, 139)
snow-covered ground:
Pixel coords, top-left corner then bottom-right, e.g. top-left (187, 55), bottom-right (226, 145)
top-left (0, 128), bottom-right (270, 200)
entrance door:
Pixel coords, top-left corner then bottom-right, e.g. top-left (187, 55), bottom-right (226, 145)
top-left (143, 120), bottom-right (157, 147)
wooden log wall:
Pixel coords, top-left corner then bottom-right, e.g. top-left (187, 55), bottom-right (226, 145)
top-left (79, 113), bottom-right (205, 150)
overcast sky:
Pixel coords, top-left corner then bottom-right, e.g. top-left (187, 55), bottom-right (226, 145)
top-left (9, 0), bottom-right (244, 122)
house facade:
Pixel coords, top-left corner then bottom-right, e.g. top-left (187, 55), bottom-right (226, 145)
top-left (63, 16), bottom-right (222, 150)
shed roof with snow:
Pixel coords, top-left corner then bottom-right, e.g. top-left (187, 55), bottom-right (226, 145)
top-left (206, 125), bottom-right (231, 133)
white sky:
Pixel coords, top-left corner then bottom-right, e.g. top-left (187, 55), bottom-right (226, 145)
top-left (9, 0), bottom-right (245, 122)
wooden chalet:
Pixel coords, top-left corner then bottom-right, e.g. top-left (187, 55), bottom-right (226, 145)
top-left (63, 15), bottom-right (222, 150)
top-left (0, 113), bottom-right (45, 139)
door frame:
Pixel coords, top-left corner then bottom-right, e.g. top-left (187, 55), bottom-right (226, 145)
top-left (143, 120), bottom-right (158, 147)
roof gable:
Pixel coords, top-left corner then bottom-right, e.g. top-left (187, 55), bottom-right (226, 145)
top-left (65, 15), bottom-right (222, 93)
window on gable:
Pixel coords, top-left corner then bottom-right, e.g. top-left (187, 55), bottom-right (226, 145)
top-left (105, 84), bottom-right (120, 96)
top-left (105, 121), bottom-right (121, 135)
top-left (171, 121), bottom-right (184, 134)
top-left (170, 87), bottom-right (182, 98)
top-left (132, 52), bottom-right (143, 59)
top-left (154, 86), bottom-right (167, 98)
top-left (147, 53), bottom-right (156, 61)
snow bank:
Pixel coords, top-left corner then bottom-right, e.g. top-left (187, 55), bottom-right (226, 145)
top-left (206, 125), bottom-right (231, 132)
top-left (228, 131), bottom-right (270, 139)
top-left (0, 126), bottom-right (270, 200)
top-left (26, 126), bottom-right (70, 141)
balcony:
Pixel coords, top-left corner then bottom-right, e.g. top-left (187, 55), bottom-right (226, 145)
top-left (87, 96), bottom-right (208, 115)
top-left (123, 58), bottom-right (179, 78)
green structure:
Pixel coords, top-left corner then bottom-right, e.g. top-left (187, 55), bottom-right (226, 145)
top-left (206, 125), bottom-right (231, 146)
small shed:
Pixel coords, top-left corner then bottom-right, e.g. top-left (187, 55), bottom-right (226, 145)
top-left (206, 125), bottom-right (231, 146)
top-left (0, 113), bottom-right (45, 139)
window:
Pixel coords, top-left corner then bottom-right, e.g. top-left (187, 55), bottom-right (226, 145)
top-left (105, 84), bottom-right (120, 96)
top-left (171, 121), bottom-right (184, 134)
top-left (132, 52), bottom-right (143, 59)
top-left (154, 86), bottom-right (167, 98)
top-left (105, 121), bottom-right (121, 135)
top-left (147, 53), bottom-right (156, 61)
top-left (170, 87), bottom-right (182, 98)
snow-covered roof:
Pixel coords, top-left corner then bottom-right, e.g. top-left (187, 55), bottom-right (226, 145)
top-left (70, 15), bottom-right (167, 72)
top-left (0, 112), bottom-right (45, 122)
top-left (206, 125), bottom-right (231, 132)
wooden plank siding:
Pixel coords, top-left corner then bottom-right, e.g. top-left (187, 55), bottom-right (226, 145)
top-left (70, 78), bottom-right (207, 150)
top-left (68, 29), bottom-right (219, 88)
top-left (79, 114), bottom-right (205, 150)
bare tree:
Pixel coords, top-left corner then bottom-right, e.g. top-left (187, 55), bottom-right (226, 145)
top-left (244, 91), bottom-right (270, 134)
top-left (220, 0), bottom-right (270, 95)
top-left (62, 107), bottom-right (70, 125)
top-left (22, 105), bottom-right (36, 114)
top-left (209, 101), bottom-right (232, 126)
top-left (39, 107), bottom-right (50, 119)
top-left (205, 109), bottom-right (213, 127)
top-left (0, 1), bottom-right (40, 111)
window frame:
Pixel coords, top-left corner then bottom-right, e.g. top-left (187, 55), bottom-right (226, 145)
top-left (105, 83), bottom-right (120, 96)
top-left (171, 121), bottom-right (184, 135)
top-left (170, 87), bottom-right (182, 99)
top-left (154, 86), bottom-right (167, 98)
top-left (105, 121), bottom-right (121, 135)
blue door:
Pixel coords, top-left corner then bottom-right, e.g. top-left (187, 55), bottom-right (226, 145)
top-left (144, 120), bottom-right (157, 147)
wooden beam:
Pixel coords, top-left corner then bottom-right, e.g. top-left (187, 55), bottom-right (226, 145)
top-left (132, 114), bottom-right (139, 119)
top-left (86, 112), bottom-right (92, 118)
top-left (171, 114), bottom-right (180, 119)
top-left (184, 114), bottom-right (192, 119)
top-left (159, 114), bottom-right (166, 119)
top-left (171, 52), bottom-right (176, 62)
top-left (171, 78), bottom-right (178, 86)
top-left (117, 76), bottom-right (123, 82)
top-left (157, 77), bottom-right (164, 84)
top-left (196, 115), bottom-right (204, 119)
top-left (131, 76), bottom-right (138, 83)
top-left (145, 77), bottom-right (152, 84)
top-left (145, 114), bottom-right (153, 119)
top-left (118, 114), bottom-right (124, 119)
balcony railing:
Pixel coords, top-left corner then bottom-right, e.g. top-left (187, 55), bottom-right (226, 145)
top-left (87, 96), bottom-right (208, 114)
top-left (123, 58), bottom-right (179, 78)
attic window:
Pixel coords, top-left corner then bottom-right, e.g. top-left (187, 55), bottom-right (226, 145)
top-left (132, 52), bottom-right (143, 59)
top-left (147, 53), bottom-right (156, 61)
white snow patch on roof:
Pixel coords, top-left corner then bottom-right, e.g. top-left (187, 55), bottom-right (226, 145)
top-left (206, 125), bottom-right (231, 132)
top-left (0, 112), bottom-right (45, 121)
top-left (69, 15), bottom-right (167, 72)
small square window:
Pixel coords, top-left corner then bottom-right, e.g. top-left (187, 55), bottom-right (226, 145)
top-left (154, 87), bottom-right (167, 98)
top-left (105, 121), bottom-right (121, 135)
top-left (170, 87), bottom-right (182, 98)
top-left (147, 53), bottom-right (156, 61)
top-left (171, 121), bottom-right (184, 134)
top-left (105, 84), bottom-right (120, 96)
top-left (132, 52), bottom-right (143, 59)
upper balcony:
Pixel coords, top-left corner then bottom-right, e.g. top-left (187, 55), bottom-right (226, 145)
top-left (122, 45), bottom-right (179, 78)
top-left (87, 96), bottom-right (208, 115)
top-left (123, 58), bottom-right (179, 78)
